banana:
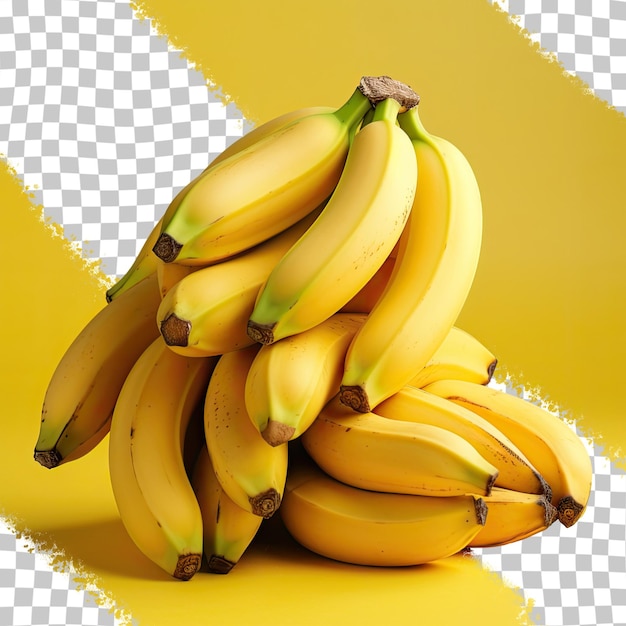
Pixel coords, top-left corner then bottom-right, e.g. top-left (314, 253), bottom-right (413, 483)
top-left (156, 259), bottom-right (196, 300)
top-left (300, 394), bottom-right (498, 497)
top-left (125, 107), bottom-right (337, 302)
top-left (339, 103), bottom-right (483, 413)
top-left (247, 92), bottom-right (418, 345)
top-left (280, 448), bottom-right (487, 567)
top-left (373, 385), bottom-right (549, 496)
top-left (105, 217), bottom-right (163, 302)
top-left (191, 442), bottom-right (263, 574)
top-left (207, 106), bottom-right (335, 169)
top-left (468, 487), bottom-right (558, 548)
top-left (339, 255), bottom-right (396, 314)
top-left (108, 337), bottom-right (218, 580)
top-left (152, 88), bottom-right (373, 266)
top-left (244, 312), bottom-right (367, 446)
top-left (156, 210), bottom-right (321, 357)
top-left (34, 273), bottom-right (161, 469)
top-left (423, 379), bottom-right (593, 527)
top-left (204, 345), bottom-right (288, 519)
top-left (408, 326), bottom-right (497, 388)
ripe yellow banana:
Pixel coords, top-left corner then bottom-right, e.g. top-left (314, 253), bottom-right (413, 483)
top-left (34, 273), bottom-right (161, 468)
top-left (244, 312), bottom-right (367, 446)
top-left (339, 254), bottom-right (396, 314)
top-left (204, 345), bottom-right (288, 519)
top-left (468, 487), bottom-right (558, 548)
top-left (105, 216), bottom-right (163, 302)
top-left (156, 210), bottom-right (320, 357)
top-left (191, 443), bottom-right (263, 574)
top-left (424, 379), bottom-right (593, 527)
top-left (408, 326), bottom-right (497, 388)
top-left (373, 385), bottom-right (549, 496)
top-left (301, 394), bottom-right (498, 497)
top-left (112, 107), bottom-right (336, 302)
top-left (340, 104), bottom-right (483, 413)
top-left (156, 259), bottom-right (196, 300)
top-left (206, 105), bottom-right (336, 169)
top-left (152, 88), bottom-right (372, 265)
top-left (108, 337), bottom-right (217, 580)
top-left (247, 94), bottom-right (418, 345)
top-left (280, 448), bottom-right (487, 567)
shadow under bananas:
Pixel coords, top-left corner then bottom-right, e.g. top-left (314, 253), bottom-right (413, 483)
top-left (22, 516), bottom-right (178, 583)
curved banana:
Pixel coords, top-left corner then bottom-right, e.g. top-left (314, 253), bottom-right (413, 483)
top-left (206, 106), bottom-right (335, 169)
top-left (339, 255), bottom-right (396, 314)
top-left (301, 395), bottom-right (498, 497)
top-left (340, 104), bottom-right (483, 413)
top-left (108, 337), bottom-right (217, 580)
top-left (424, 379), bottom-right (593, 528)
top-left (152, 88), bottom-right (372, 265)
top-left (408, 326), bottom-right (497, 388)
top-left (244, 313), bottom-right (367, 446)
top-left (105, 217), bottom-right (163, 302)
top-left (156, 210), bottom-right (320, 357)
top-left (157, 259), bottom-right (196, 300)
top-left (468, 487), bottom-right (558, 548)
top-left (373, 385), bottom-right (549, 496)
top-left (204, 345), bottom-right (288, 519)
top-left (116, 107), bottom-right (336, 302)
top-left (34, 273), bottom-right (161, 468)
top-left (191, 443), bottom-right (263, 574)
top-left (280, 449), bottom-right (487, 567)
top-left (247, 94), bottom-right (418, 345)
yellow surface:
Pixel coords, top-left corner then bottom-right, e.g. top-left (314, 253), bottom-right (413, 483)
top-left (2, 0), bottom-right (625, 623)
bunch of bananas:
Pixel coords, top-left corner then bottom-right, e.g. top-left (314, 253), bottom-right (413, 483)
top-left (34, 76), bottom-right (593, 579)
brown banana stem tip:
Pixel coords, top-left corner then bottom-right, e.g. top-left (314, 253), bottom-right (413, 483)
top-left (160, 313), bottom-right (191, 347)
top-left (557, 496), bottom-right (585, 528)
top-left (246, 321), bottom-right (275, 346)
top-left (262, 420), bottom-right (296, 447)
top-left (249, 488), bottom-right (281, 519)
top-left (173, 553), bottom-right (202, 581)
top-left (538, 474), bottom-right (553, 503)
top-left (541, 498), bottom-right (559, 527)
top-left (34, 449), bottom-right (62, 469)
top-left (358, 76), bottom-right (420, 111)
top-left (474, 497), bottom-right (488, 526)
top-left (207, 555), bottom-right (236, 575)
top-left (339, 385), bottom-right (371, 413)
top-left (153, 232), bottom-right (182, 263)
top-left (487, 359), bottom-right (498, 382)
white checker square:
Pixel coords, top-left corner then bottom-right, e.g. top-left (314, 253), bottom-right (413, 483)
top-left (61, 205), bottom-right (83, 224)
top-left (98, 239), bottom-right (123, 258)
top-left (0, 587), bottom-right (15, 606)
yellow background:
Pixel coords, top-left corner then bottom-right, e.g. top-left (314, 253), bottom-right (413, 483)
top-left (1, 1), bottom-right (624, 623)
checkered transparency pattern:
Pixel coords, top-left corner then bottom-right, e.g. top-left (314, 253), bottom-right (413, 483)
top-left (0, 518), bottom-right (121, 626)
top-left (0, 0), bottom-right (250, 278)
top-left (1, 1), bottom-right (626, 626)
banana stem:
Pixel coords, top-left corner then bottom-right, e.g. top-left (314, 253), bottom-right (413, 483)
top-left (332, 87), bottom-right (374, 128)
top-left (397, 105), bottom-right (429, 142)
top-left (372, 97), bottom-right (402, 123)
